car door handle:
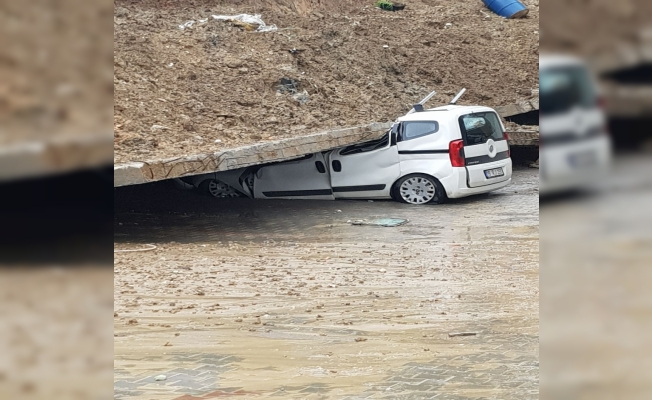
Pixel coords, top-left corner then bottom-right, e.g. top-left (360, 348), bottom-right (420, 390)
top-left (332, 160), bottom-right (342, 172)
top-left (315, 161), bottom-right (326, 173)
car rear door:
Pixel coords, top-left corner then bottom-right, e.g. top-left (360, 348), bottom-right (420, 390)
top-left (252, 153), bottom-right (335, 200)
top-left (458, 111), bottom-right (511, 188)
top-left (328, 132), bottom-right (400, 198)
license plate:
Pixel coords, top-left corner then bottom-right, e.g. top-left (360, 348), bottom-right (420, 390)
top-left (484, 167), bottom-right (504, 178)
top-left (568, 150), bottom-right (596, 169)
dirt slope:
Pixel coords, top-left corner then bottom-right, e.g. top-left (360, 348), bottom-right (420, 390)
top-left (114, 0), bottom-right (539, 164)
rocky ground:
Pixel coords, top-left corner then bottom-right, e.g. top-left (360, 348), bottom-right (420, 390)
top-left (114, 0), bottom-right (539, 164)
top-left (114, 167), bottom-right (539, 399)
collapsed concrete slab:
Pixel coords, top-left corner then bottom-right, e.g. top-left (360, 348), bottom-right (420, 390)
top-left (0, 134), bottom-right (113, 182)
top-left (495, 98), bottom-right (540, 118)
top-left (506, 129), bottom-right (539, 146)
top-left (113, 122), bottom-right (392, 187)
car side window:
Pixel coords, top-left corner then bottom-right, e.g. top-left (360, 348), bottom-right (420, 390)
top-left (399, 121), bottom-right (439, 142)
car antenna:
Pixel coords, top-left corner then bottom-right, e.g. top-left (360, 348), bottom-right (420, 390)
top-left (449, 88), bottom-right (466, 104)
top-left (406, 90), bottom-right (436, 115)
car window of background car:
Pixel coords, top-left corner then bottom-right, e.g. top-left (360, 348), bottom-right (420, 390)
top-left (540, 66), bottom-right (596, 115)
top-left (400, 121), bottom-right (439, 141)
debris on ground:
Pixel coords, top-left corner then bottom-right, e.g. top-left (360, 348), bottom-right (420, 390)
top-left (154, 375), bottom-right (167, 381)
top-left (348, 218), bottom-right (409, 227)
top-left (376, 1), bottom-right (406, 12)
top-left (482, 0), bottom-right (529, 19)
top-left (180, 14), bottom-right (278, 32)
top-left (448, 332), bottom-right (478, 337)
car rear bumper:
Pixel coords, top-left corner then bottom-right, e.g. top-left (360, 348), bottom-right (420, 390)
top-left (539, 136), bottom-right (611, 195)
top-left (441, 165), bottom-right (512, 199)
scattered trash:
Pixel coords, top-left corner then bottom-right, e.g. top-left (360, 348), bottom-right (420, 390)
top-left (178, 19), bottom-right (208, 30)
top-left (277, 77), bottom-right (299, 94)
top-left (155, 375), bottom-right (167, 381)
top-left (383, 45), bottom-right (389, 48)
top-left (482, 0), bottom-right (529, 19)
top-left (348, 218), bottom-right (409, 227)
top-left (212, 14), bottom-right (277, 32)
top-left (448, 332), bottom-right (478, 337)
top-left (292, 90), bottom-right (310, 105)
top-left (375, 1), bottom-right (405, 11)
top-left (529, 159), bottom-right (539, 169)
top-left (214, 139), bottom-right (222, 143)
top-left (379, 268), bottom-right (387, 273)
top-left (150, 124), bottom-right (169, 131)
top-left (355, 337), bottom-right (368, 342)
top-left (445, 23), bottom-right (453, 28)
top-left (179, 14), bottom-right (277, 32)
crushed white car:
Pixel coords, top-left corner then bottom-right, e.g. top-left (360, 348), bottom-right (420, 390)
top-left (176, 90), bottom-right (512, 205)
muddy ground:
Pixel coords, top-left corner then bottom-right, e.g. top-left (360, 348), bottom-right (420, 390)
top-left (114, 0), bottom-right (539, 164)
top-left (114, 167), bottom-right (539, 399)
top-left (0, 0), bottom-right (113, 145)
top-left (541, 0), bottom-right (652, 55)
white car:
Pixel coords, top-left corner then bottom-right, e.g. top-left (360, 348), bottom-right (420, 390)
top-left (539, 54), bottom-right (612, 195)
top-left (179, 103), bottom-right (512, 205)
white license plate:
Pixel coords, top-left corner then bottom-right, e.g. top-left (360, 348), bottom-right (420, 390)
top-left (484, 167), bottom-right (504, 178)
top-left (568, 150), bottom-right (596, 169)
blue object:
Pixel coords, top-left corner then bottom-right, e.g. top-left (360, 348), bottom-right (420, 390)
top-left (483, 0), bottom-right (529, 19)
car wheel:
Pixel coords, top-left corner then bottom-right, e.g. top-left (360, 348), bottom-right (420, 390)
top-left (198, 179), bottom-right (241, 198)
top-left (393, 174), bottom-right (444, 205)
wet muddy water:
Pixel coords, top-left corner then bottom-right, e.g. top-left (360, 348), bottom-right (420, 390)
top-left (114, 167), bottom-right (539, 400)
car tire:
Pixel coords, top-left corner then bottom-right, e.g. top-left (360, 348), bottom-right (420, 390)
top-left (198, 179), bottom-right (241, 198)
top-left (392, 174), bottom-right (446, 205)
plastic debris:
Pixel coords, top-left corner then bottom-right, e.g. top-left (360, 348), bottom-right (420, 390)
top-left (292, 90), bottom-right (310, 105)
top-left (155, 375), bottom-right (167, 381)
top-left (482, 0), bottom-right (529, 19)
top-left (180, 14), bottom-right (277, 32)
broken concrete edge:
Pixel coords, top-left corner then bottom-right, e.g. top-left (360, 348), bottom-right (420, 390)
top-left (590, 43), bottom-right (652, 74)
top-left (507, 130), bottom-right (539, 146)
top-left (0, 133), bottom-right (113, 183)
top-left (114, 122), bottom-right (393, 187)
top-left (495, 99), bottom-right (539, 118)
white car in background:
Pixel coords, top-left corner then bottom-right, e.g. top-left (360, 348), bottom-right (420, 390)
top-left (177, 92), bottom-right (512, 205)
top-left (539, 54), bottom-right (612, 195)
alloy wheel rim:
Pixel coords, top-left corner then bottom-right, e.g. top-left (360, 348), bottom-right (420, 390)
top-left (208, 180), bottom-right (239, 198)
top-left (400, 177), bottom-right (436, 204)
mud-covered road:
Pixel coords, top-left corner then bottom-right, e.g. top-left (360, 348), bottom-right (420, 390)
top-left (114, 167), bottom-right (539, 399)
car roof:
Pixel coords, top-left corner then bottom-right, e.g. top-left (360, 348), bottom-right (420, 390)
top-left (540, 53), bottom-right (586, 70)
top-left (397, 105), bottom-right (496, 122)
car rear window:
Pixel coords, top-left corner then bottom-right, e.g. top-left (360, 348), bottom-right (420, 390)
top-left (540, 66), bottom-right (597, 115)
top-left (458, 112), bottom-right (504, 146)
top-left (399, 121), bottom-right (439, 141)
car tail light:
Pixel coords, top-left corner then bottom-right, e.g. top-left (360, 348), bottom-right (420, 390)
top-left (449, 139), bottom-right (465, 167)
top-left (503, 131), bottom-right (511, 157)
